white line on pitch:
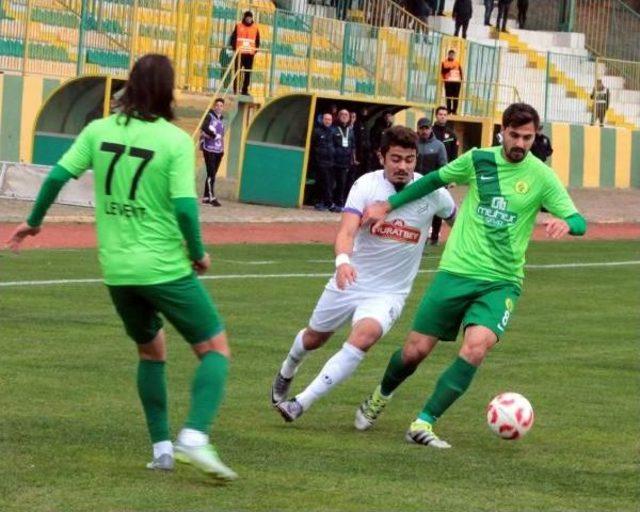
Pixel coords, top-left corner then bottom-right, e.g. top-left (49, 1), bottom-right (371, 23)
top-left (0, 260), bottom-right (638, 288)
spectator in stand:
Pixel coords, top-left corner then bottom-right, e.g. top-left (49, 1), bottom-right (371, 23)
top-left (347, 111), bottom-right (361, 192)
top-left (431, 106), bottom-right (459, 245)
top-left (353, 107), bottom-right (371, 176)
top-left (484, 0), bottom-right (495, 26)
top-left (332, 109), bottom-right (356, 212)
top-left (432, 106), bottom-right (459, 165)
top-left (517, 0), bottom-right (528, 28)
top-left (200, 98), bottom-right (226, 207)
top-left (452, 0), bottom-right (472, 39)
top-left (496, 0), bottom-right (513, 32)
top-left (591, 79), bottom-right (610, 127)
top-left (530, 125), bottom-right (553, 163)
top-left (312, 113), bottom-right (336, 212)
top-left (229, 11), bottom-right (260, 95)
top-left (416, 118), bottom-right (447, 176)
top-left (441, 50), bottom-right (463, 114)
top-left (407, 0), bottom-right (431, 30)
top-left (369, 111), bottom-right (394, 172)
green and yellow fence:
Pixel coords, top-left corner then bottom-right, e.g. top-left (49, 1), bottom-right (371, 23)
top-left (550, 123), bottom-right (640, 188)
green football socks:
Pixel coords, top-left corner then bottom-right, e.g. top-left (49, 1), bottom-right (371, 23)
top-left (185, 351), bottom-right (229, 433)
top-left (418, 356), bottom-right (477, 424)
top-left (137, 360), bottom-right (170, 443)
top-left (380, 348), bottom-right (418, 396)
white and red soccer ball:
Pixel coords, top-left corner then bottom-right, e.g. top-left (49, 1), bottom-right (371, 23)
top-left (486, 392), bottom-right (535, 440)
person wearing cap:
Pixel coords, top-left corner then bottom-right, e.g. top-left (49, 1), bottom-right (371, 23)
top-left (416, 117), bottom-right (448, 246)
top-left (229, 11), bottom-right (260, 95)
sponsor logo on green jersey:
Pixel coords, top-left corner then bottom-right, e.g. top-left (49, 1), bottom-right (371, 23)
top-left (476, 196), bottom-right (518, 228)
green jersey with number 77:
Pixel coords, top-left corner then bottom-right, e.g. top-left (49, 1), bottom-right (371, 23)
top-left (58, 115), bottom-right (197, 285)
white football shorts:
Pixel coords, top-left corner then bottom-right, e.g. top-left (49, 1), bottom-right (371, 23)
top-left (308, 287), bottom-right (406, 336)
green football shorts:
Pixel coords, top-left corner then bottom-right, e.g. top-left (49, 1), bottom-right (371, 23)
top-left (107, 273), bottom-right (224, 345)
top-left (412, 271), bottom-right (521, 341)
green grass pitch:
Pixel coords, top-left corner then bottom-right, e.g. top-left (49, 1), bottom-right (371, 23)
top-left (1, 241), bottom-right (638, 511)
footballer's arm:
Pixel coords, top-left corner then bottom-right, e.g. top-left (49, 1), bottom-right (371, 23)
top-left (334, 212), bottom-right (361, 290)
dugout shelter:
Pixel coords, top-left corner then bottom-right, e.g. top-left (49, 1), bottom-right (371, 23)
top-left (238, 92), bottom-right (494, 207)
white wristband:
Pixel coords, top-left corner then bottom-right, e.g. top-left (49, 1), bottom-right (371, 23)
top-left (335, 253), bottom-right (351, 268)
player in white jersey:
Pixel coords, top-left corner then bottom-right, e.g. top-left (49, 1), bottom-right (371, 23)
top-left (271, 126), bottom-right (456, 422)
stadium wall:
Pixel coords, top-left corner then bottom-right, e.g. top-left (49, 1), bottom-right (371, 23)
top-left (550, 123), bottom-right (640, 188)
top-left (0, 73), bottom-right (61, 164)
top-left (1, 74), bottom-right (639, 189)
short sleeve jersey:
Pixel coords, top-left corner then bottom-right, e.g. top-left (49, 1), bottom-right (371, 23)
top-left (334, 170), bottom-right (456, 295)
top-left (58, 115), bottom-right (197, 286)
top-left (436, 146), bottom-right (578, 284)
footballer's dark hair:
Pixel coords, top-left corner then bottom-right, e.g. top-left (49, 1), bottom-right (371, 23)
top-left (214, 97), bottom-right (225, 105)
top-left (502, 103), bottom-right (540, 130)
top-left (119, 54), bottom-right (175, 123)
top-left (435, 105), bottom-right (448, 115)
top-left (380, 125), bottom-right (418, 157)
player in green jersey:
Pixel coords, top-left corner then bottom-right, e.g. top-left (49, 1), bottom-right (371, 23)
top-left (6, 54), bottom-right (237, 480)
top-left (353, 103), bottom-right (587, 447)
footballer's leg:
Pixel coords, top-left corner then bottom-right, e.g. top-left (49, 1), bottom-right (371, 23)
top-left (355, 331), bottom-right (439, 431)
top-left (272, 287), bottom-right (353, 407)
top-left (355, 272), bottom-right (471, 432)
top-left (278, 318), bottom-right (381, 422)
top-left (108, 285), bottom-right (173, 471)
top-left (408, 280), bottom-right (519, 448)
top-left (272, 327), bottom-right (333, 405)
top-left (406, 326), bottom-right (494, 449)
top-left (148, 274), bottom-right (236, 480)
top-left (175, 331), bottom-right (237, 481)
top-left (137, 330), bottom-right (176, 470)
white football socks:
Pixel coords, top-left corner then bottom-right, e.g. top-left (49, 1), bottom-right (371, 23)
top-left (296, 342), bottom-right (365, 411)
top-left (280, 329), bottom-right (309, 379)
top-left (177, 428), bottom-right (208, 447)
top-left (153, 440), bottom-right (174, 459)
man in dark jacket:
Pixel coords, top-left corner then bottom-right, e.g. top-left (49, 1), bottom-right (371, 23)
top-left (332, 109), bottom-right (355, 212)
top-left (369, 111), bottom-right (393, 171)
top-left (416, 117), bottom-right (449, 246)
top-left (517, 0), bottom-right (528, 28)
top-left (353, 107), bottom-right (370, 176)
top-left (416, 117), bottom-right (447, 175)
top-left (530, 125), bottom-right (553, 162)
top-left (430, 107), bottom-right (459, 245)
top-left (496, 0), bottom-right (513, 32)
top-left (312, 113), bottom-right (336, 211)
top-left (483, 0), bottom-right (494, 26)
top-left (591, 79), bottom-right (610, 127)
top-left (452, 0), bottom-right (472, 39)
top-left (432, 106), bottom-right (459, 164)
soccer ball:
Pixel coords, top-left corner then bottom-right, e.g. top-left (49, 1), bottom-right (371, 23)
top-left (486, 392), bottom-right (534, 440)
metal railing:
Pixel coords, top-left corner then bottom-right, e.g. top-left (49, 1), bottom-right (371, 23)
top-left (2, 0), bottom-right (638, 127)
top-left (522, 0), bottom-right (640, 63)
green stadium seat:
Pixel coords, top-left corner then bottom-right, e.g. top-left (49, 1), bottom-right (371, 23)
top-left (86, 48), bottom-right (129, 69)
top-left (32, 7), bottom-right (79, 28)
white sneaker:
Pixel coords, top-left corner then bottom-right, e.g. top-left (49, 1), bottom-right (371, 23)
top-left (146, 453), bottom-right (174, 471)
top-left (174, 442), bottom-right (238, 481)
